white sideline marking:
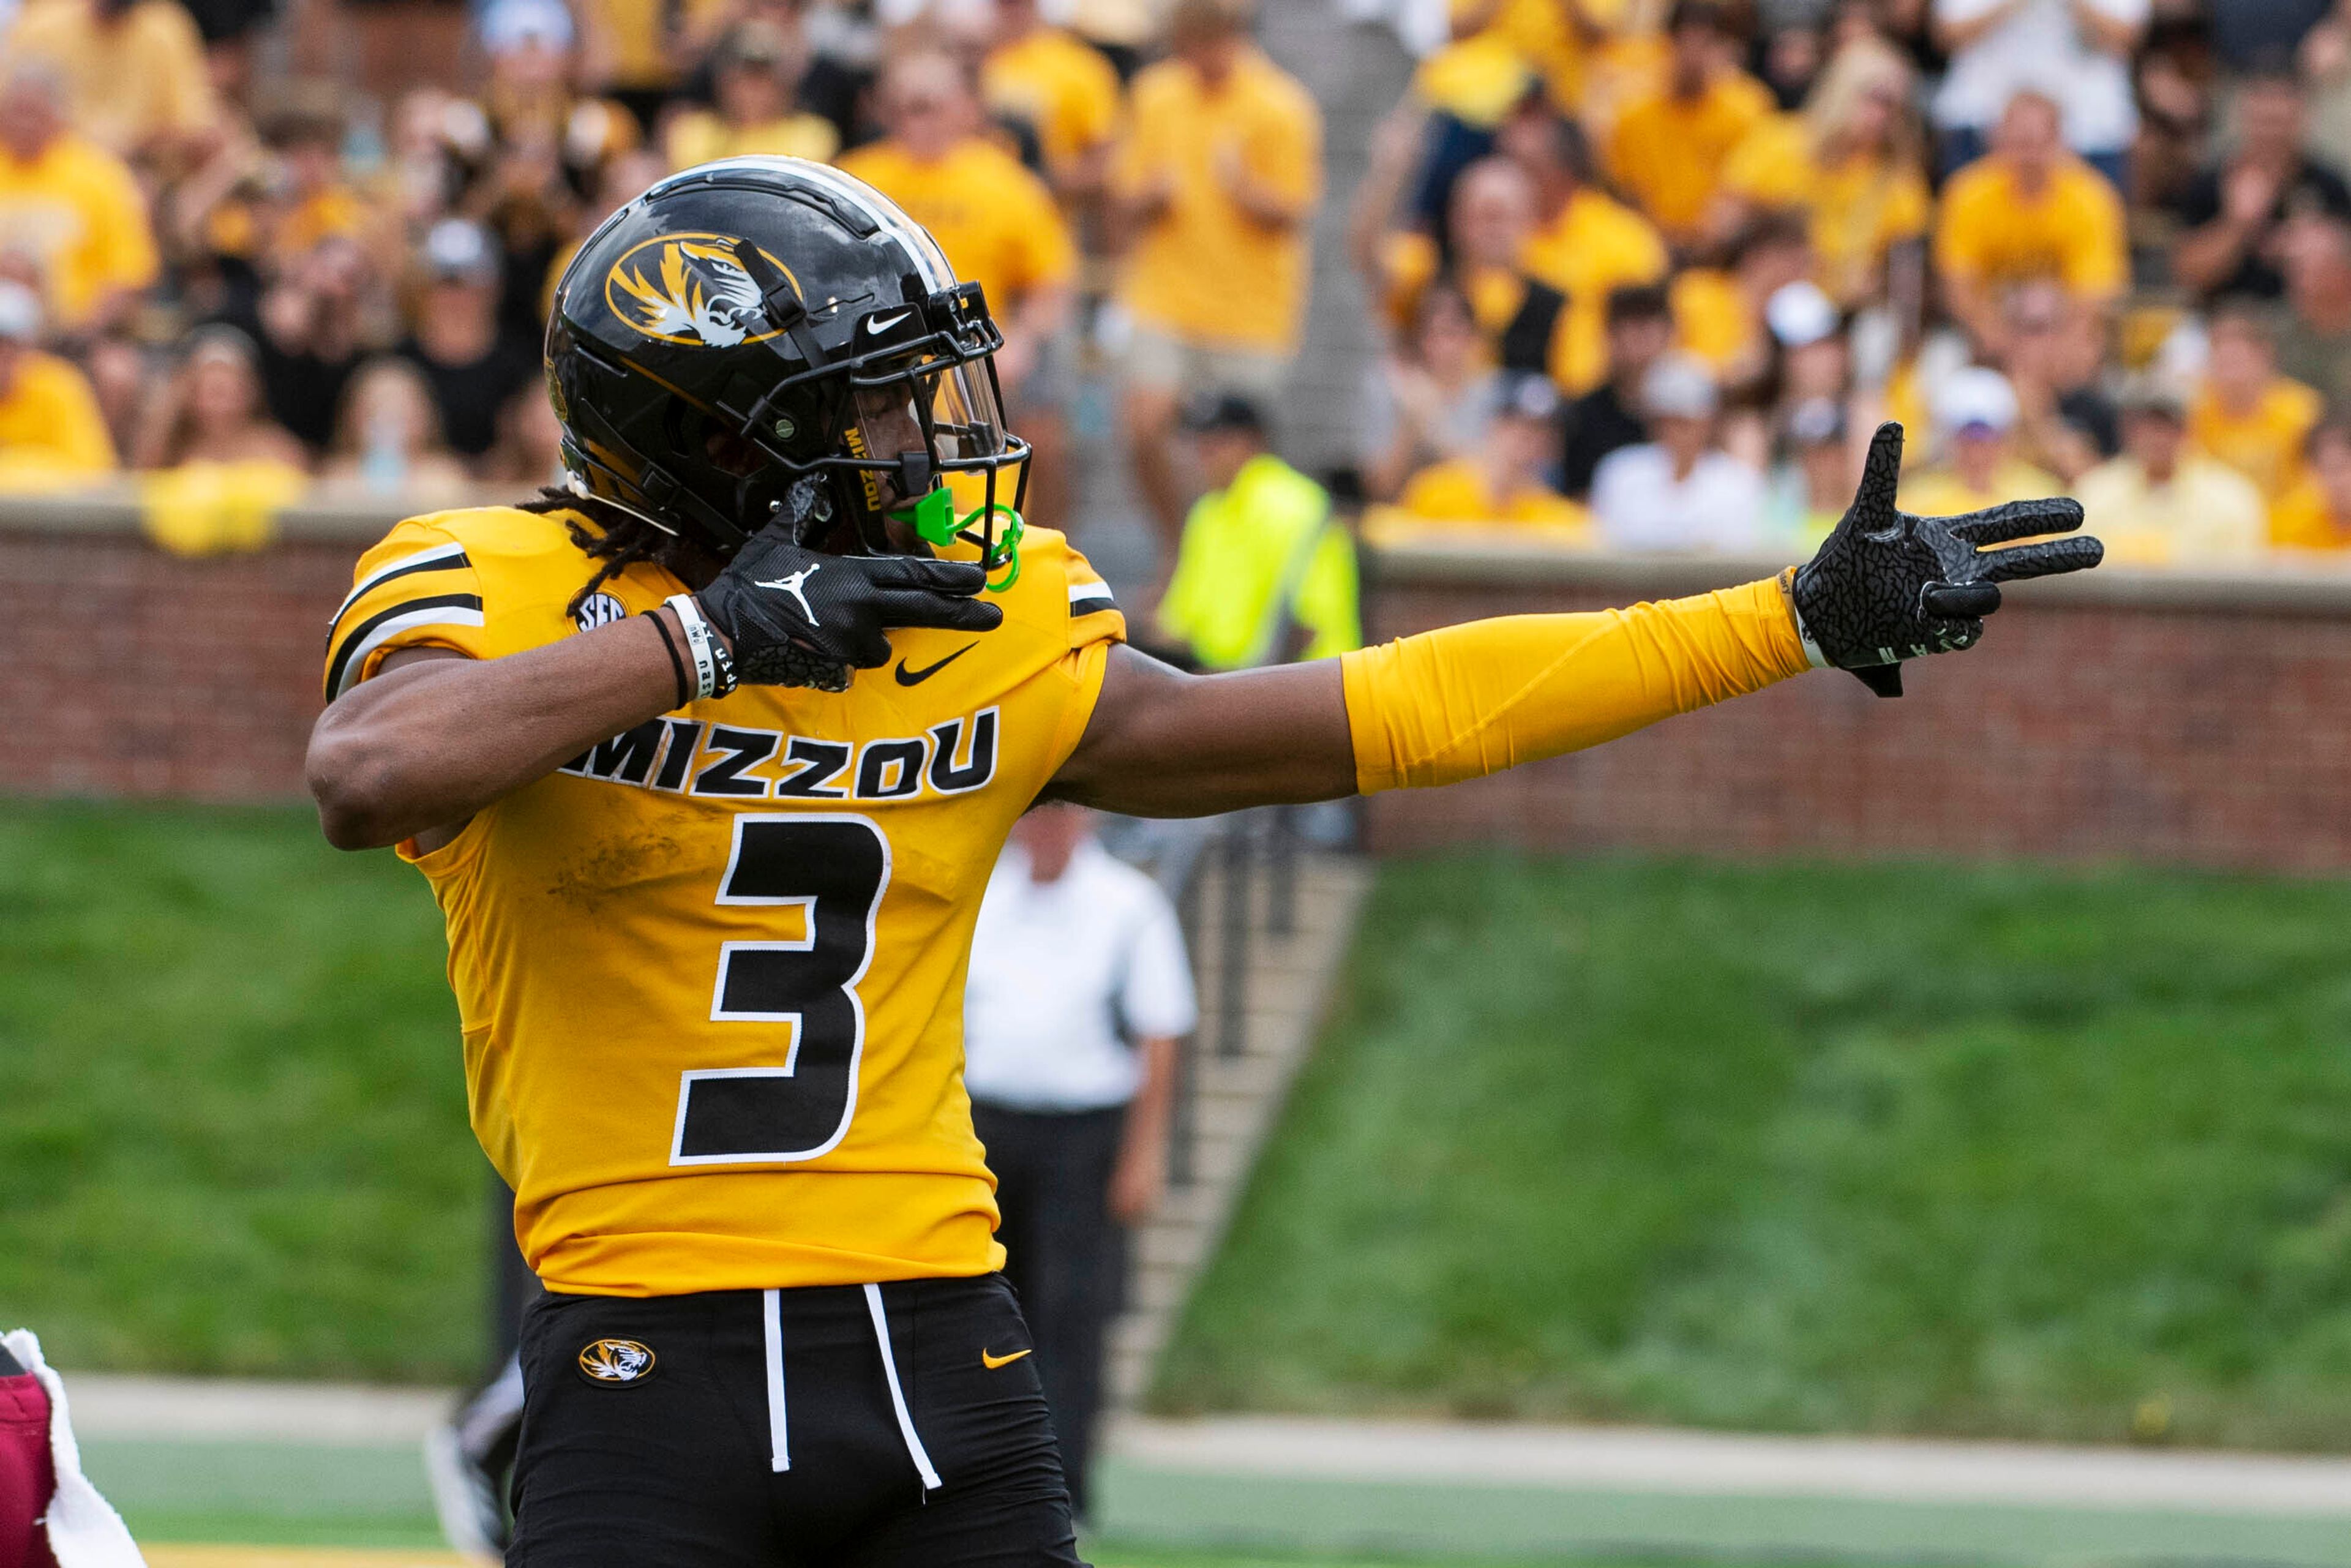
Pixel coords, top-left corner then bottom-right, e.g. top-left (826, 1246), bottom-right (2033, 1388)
top-left (64, 1375), bottom-right (455, 1445)
top-left (1104, 1416), bottom-right (2351, 1517)
top-left (61, 1375), bottom-right (2351, 1517)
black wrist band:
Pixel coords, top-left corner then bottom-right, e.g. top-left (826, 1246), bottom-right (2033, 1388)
top-left (650, 610), bottom-right (691, 709)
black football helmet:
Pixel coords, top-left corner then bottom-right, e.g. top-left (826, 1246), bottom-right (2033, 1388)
top-left (544, 156), bottom-right (1029, 577)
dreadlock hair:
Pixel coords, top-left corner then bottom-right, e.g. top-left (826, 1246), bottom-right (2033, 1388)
top-left (520, 489), bottom-right (707, 623)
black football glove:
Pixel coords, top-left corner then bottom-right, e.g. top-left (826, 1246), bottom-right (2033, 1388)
top-left (1790, 421), bottom-right (2103, 697)
top-left (696, 523), bottom-right (1005, 692)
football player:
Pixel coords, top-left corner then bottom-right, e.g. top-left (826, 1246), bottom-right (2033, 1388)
top-left (307, 157), bottom-right (2099, 1566)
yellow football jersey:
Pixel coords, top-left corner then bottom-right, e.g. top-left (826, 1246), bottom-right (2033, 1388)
top-left (324, 506), bottom-right (1126, 1297)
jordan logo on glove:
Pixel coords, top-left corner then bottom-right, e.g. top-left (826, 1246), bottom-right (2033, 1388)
top-left (754, 565), bottom-right (823, 627)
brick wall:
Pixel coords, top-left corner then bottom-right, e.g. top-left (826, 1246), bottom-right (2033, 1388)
top-left (1365, 548), bottom-right (2351, 872)
top-left (11, 515), bottom-right (2351, 873)
top-left (0, 519), bottom-right (370, 800)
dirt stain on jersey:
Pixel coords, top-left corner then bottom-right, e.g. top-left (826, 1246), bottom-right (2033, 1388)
top-left (546, 833), bottom-right (688, 912)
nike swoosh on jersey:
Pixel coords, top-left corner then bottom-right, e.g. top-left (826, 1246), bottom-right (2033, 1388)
top-left (894, 643), bottom-right (975, 686)
top-left (981, 1348), bottom-right (1032, 1370)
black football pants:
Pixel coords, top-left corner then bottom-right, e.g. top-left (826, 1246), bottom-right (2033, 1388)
top-left (507, 1274), bottom-right (1085, 1567)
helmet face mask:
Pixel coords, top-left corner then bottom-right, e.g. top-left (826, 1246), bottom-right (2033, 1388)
top-left (740, 288), bottom-right (1030, 567)
top-left (544, 158), bottom-right (1030, 577)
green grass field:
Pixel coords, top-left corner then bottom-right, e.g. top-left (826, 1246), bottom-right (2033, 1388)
top-left (0, 800), bottom-right (482, 1381)
top-left (1160, 852), bottom-right (2351, 1452)
top-left (18, 797), bottom-right (2351, 1461)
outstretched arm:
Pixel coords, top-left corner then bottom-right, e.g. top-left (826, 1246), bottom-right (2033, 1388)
top-left (1050, 578), bottom-right (1809, 814)
top-left (1050, 424), bottom-right (2102, 816)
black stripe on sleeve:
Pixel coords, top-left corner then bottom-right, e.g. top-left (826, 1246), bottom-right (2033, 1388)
top-left (323, 592), bottom-right (485, 699)
top-left (324, 549), bottom-right (474, 647)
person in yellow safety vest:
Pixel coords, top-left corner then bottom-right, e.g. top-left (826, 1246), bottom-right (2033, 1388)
top-left (1153, 392), bottom-right (1362, 670)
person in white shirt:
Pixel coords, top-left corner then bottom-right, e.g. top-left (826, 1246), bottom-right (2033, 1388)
top-left (1932, 0), bottom-right (2147, 186)
top-left (1591, 353), bottom-right (1768, 552)
top-left (962, 803), bottom-right (1197, 1524)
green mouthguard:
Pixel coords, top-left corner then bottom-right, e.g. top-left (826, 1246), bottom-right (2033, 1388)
top-left (891, 490), bottom-right (1025, 593)
top-left (897, 486), bottom-right (961, 547)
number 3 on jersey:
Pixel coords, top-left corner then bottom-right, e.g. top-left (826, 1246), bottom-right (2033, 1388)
top-left (670, 814), bottom-right (890, 1165)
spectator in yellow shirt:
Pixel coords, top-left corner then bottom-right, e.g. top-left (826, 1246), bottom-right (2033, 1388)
top-left (1933, 91), bottom-right (2128, 348)
top-left (162, 96), bottom-right (363, 279)
top-left (1444, 0), bottom-right (1599, 113)
top-left (839, 49), bottom-right (1078, 528)
top-left (1715, 37), bottom-right (1930, 308)
top-left (2, 0), bottom-right (214, 160)
top-left (262, 102), bottom-right (372, 265)
top-left (1669, 209), bottom-right (1813, 391)
top-left (2189, 303), bottom-right (2322, 506)
top-left (1602, 0), bottom-right (1774, 249)
top-left (665, 20), bottom-right (839, 167)
top-left (1902, 366), bottom-right (2061, 516)
top-left (0, 279), bottom-right (114, 487)
top-left (1501, 108), bottom-right (1668, 393)
top-left (1111, 0), bottom-right (1321, 541)
top-left (2270, 419), bottom-right (2351, 551)
top-left (1396, 371), bottom-right (1590, 536)
top-left (0, 65), bottom-right (159, 334)
top-left (982, 0), bottom-right (1123, 203)
top-left (2074, 378), bottom-right (2268, 567)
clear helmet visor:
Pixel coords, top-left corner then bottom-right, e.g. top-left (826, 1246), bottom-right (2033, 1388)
top-left (849, 358), bottom-right (1024, 571)
top-left (850, 360), bottom-right (1008, 494)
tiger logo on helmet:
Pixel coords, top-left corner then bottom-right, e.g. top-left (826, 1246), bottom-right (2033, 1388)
top-left (604, 234), bottom-right (798, 349)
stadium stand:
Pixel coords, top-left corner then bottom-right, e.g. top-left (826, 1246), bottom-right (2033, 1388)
top-left (0, 0), bottom-right (2341, 579)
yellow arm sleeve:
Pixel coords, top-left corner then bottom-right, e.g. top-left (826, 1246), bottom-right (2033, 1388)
top-left (1340, 575), bottom-right (1810, 793)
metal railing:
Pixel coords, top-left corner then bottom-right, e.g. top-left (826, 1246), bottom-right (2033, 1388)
top-left (1104, 807), bottom-right (1302, 1189)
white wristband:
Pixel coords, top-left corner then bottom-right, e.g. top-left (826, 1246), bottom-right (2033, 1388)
top-left (1782, 574), bottom-right (1831, 670)
top-left (667, 594), bottom-right (719, 699)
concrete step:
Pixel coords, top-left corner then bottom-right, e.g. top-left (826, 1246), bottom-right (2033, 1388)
top-left (1131, 1221), bottom-right (1215, 1272)
top-left (1185, 1094), bottom-right (1276, 1144)
top-left (1190, 1052), bottom-right (1291, 1099)
top-left (1109, 849), bottom-right (1373, 1409)
top-left (1130, 1261), bottom-right (1199, 1316)
top-left (1108, 1313), bottom-right (1166, 1357)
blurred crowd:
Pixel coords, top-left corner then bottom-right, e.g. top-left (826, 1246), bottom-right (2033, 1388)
top-left (1354, 0), bottom-right (2351, 566)
top-left (0, 0), bottom-right (1327, 560)
top-left (7, 0), bottom-right (2351, 571)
